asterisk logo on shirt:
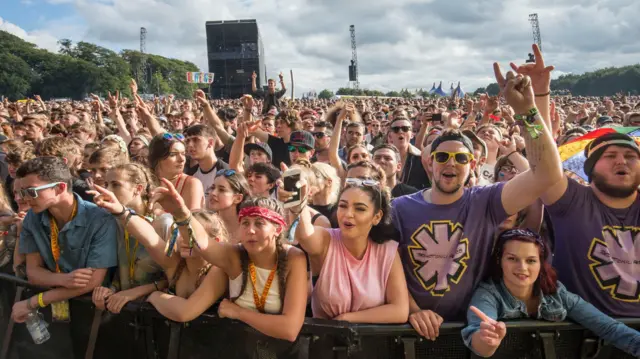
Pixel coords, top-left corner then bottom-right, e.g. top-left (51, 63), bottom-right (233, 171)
top-left (588, 226), bottom-right (640, 302)
top-left (407, 221), bottom-right (470, 296)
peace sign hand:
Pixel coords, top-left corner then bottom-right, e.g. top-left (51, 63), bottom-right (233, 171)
top-left (150, 178), bottom-right (190, 221)
top-left (87, 185), bottom-right (125, 215)
top-left (470, 306), bottom-right (506, 349)
top-left (508, 44), bottom-right (554, 95)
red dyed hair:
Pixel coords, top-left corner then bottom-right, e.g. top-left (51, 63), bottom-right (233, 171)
top-left (489, 229), bottom-right (558, 295)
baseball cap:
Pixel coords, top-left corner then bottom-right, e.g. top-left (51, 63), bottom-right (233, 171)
top-left (596, 116), bottom-right (614, 127)
top-left (289, 130), bottom-right (315, 149)
top-left (462, 130), bottom-right (488, 159)
top-left (244, 142), bottom-right (273, 161)
top-left (430, 131), bottom-right (475, 155)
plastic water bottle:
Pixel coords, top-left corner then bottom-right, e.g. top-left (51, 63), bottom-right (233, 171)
top-left (25, 311), bottom-right (50, 344)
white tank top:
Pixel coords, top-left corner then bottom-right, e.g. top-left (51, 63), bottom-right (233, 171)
top-left (229, 264), bottom-right (282, 314)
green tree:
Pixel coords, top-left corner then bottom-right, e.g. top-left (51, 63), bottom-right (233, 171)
top-left (318, 89), bottom-right (334, 99)
top-left (386, 91), bottom-right (400, 97)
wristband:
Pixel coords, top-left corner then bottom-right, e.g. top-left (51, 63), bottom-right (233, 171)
top-left (115, 205), bottom-right (127, 217)
top-left (37, 293), bottom-right (46, 308)
top-left (535, 91), bottom-right (550, 97)
top-left (174, 213), bottom-right (192, 227)
top-left (153, 281), bottom-right (160, 291)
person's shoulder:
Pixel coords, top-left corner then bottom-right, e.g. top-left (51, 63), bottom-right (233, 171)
top-left (391, 190), bottom-right (423, 207)
top-left (467, 181), bottom-right (504, 197)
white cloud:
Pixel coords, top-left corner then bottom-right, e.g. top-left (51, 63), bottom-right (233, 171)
top-left (5, 0), bottom-right (640, 95)
top-left (0, 17), bottom-right (60, 52)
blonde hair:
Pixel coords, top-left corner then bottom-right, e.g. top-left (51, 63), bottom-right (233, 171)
top-left (192, 210), bottom-right (228, 243)
top-left (312, 162), bottom-right (340, 204)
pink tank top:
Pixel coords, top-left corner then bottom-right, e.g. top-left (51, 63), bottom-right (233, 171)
top-left (311, 228), bottom-right (398, 319)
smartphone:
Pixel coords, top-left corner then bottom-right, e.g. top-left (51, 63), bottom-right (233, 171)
top-left (431, 113), bottom-right (442, 123)
top-left (282, 168), bottom-right (302, 208)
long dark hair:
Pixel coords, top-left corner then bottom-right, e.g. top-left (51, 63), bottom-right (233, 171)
top-left (230, 197), bottom-right (288, 313)
top-left (489, 229), bottom-right (558, 295)
top-left (338, 182), bottom-right (395, 244)
top-left (148, 134), bottom-right (183, 171)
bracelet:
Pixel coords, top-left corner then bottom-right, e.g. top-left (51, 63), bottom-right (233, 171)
top-left (535, 91), bottom-right (550, 97)
top-left (115, 205), bottom-right (127, 217)
top-left (153, 281), bottom-right (160, 291)
top-left (37, 293), bottom-right (46, 308)
top-left (124, 210), bottom-right (137, 227)
top-left (174, 213), bottom-right (192, 227)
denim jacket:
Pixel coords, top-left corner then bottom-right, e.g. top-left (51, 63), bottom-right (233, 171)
top-left (461, 279), bottom-right (640, 357)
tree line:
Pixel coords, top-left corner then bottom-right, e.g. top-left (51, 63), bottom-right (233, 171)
top-left (0, 30), bottom-right (200, 101)
top-left (474, 64), bottom-right (640, 97)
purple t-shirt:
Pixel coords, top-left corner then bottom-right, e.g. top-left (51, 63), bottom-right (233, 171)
top-left (546, 178), bottom-right (640, 317)
top-left (392, 184), bottom-right (507, 320)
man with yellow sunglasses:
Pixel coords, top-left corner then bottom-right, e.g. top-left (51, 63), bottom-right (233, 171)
top-left (392, 53), bottom-right (563, 341)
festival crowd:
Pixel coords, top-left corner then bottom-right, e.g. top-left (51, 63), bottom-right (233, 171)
top-left (0, 44), bottom-right (638, 357)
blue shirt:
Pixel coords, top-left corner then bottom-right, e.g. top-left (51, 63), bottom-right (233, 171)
top-left (462, 279), bottom-right (640, 357)
top-left (19, 193), bottom-right (118, 273)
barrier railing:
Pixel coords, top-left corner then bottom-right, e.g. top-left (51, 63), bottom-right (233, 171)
top-left (0, 272), bottom-right (637, 359)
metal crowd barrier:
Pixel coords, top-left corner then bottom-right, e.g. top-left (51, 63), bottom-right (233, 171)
top-left (0, 272), bottom-right (638, 359)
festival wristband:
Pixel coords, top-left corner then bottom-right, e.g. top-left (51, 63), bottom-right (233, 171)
top-left (174, 213), bottom-right (192, 227)
top-left (37, 293), bottom-right (46, 308)
top-left (115, 205), bottom-right (127, 217)
top-left (535, 91), bottom-right (550, 97)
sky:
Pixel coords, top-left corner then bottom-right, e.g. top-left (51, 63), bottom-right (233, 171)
top-left (2, 0), bottom-right (640, 95)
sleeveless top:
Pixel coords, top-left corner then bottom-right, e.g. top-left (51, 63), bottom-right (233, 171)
top-left (311, 228), bottom-right (398, 319)
top-left (228, 247), bottom-right (291, 314)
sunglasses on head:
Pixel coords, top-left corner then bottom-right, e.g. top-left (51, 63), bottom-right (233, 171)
top-left (391, 126), bottom-right (411, 133)
top-left (345, 178), bottom-right (379, 187)
top-left (288, 145), bottom-right (310, 154)
top-left (216, 169), bottom-right (236, 177)
top-left (18, 182), bottom-right (63, 199)
top-left (162, 133), bottom-right (185, 141)
top-left (431, 151), bottom-right (474, 165)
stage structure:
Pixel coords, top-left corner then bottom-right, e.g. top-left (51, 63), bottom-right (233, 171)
top-left (205, 19), bottom-right (265, 99)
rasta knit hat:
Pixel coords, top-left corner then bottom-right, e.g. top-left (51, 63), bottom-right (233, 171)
top-left (583, 132), bottom-right (640, 181)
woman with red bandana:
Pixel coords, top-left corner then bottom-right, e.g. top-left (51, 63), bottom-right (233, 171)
top-left (102, 178), bottom-right (308, 342)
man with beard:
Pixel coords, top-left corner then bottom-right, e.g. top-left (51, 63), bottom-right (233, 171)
top-left (542, 132), bottom-right (640, 317)
top-left (392, 67), bottom-right (563, 339)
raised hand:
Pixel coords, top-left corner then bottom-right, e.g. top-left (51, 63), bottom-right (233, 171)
top-left (240, 94), bottom-right (254, 109)
top-left (87, 184), bottom-right (126, 215)
top-left (470, 306), bottom-right (506, 349)
top-left (193, 89), bottom-right (208, 107)
top-left (107, 91), bottom-right (120, 110)
top-left (493, 64), bottom-right (535, 115)
top-left (150, 178), bottom-right (190, 220)
top-left (251, 71), bottom-right (257, 80)
top-left (129, 78), bottom-right (138, 94)
top-left (509, 44), bottom-right (554, 95)
top-left (279, 72), bottom-right (284, 81)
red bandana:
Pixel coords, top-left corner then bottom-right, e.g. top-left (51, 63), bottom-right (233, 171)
top-left (238, 206), bottom-right (287, 229)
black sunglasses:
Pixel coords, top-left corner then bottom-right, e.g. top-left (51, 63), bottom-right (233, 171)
top-left (391, 126), bottom-right (411, 133)
top-left (313, 132), bottom-right (326, 139)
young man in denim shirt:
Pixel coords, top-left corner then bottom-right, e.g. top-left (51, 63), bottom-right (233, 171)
top-left (10, 157), bottom-right (118, 322)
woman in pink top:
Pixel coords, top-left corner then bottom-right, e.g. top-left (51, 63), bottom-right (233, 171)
top-left (292, 178), bottom-right (409, 323)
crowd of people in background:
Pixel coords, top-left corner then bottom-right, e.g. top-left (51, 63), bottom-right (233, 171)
top-left (0, 44), bottom-right (639, 357)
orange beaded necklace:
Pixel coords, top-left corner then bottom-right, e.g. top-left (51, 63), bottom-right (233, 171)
top-left (248, 261), bottom-right (277, 313)
top-left (50, 199), bottom-right (78, 272)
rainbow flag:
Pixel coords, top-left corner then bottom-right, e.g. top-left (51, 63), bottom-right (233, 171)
top-left (559, 126), bottom-right (640, 182)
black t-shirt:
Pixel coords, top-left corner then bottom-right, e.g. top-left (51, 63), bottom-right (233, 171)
top-left (310, 203), bottom-right (338, 228)
top-left (391, 182), bottom-right (419, 199)
top-left (254, 88), bottom-right (286, 114)
top-left (268, 135), bottom-right (290, 170)
top-left (400, 153), bottom-right (430, 190)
